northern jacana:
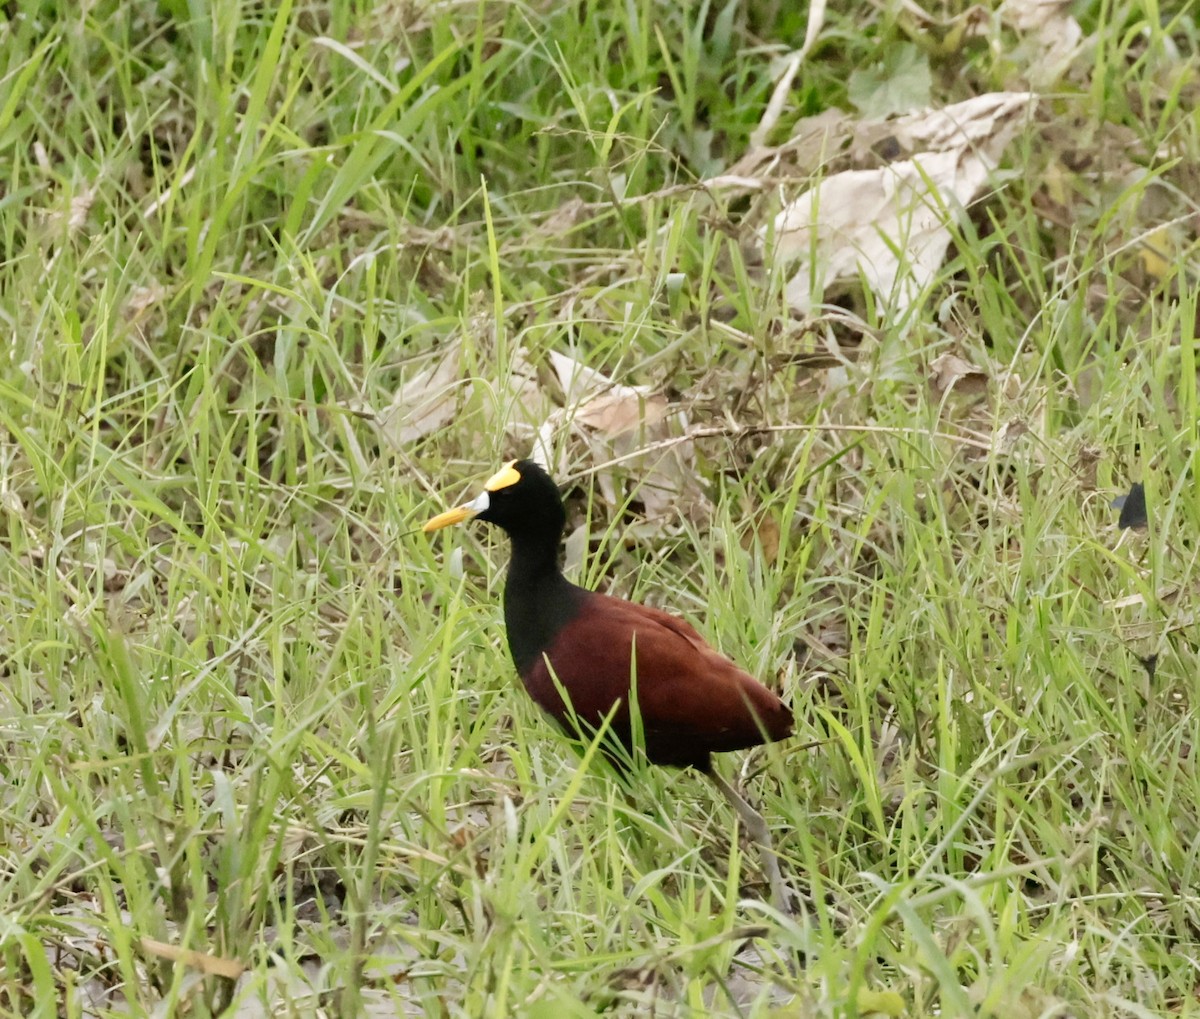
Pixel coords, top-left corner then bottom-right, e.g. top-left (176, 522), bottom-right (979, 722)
top-left (424, 459), bottom-right (793, 909)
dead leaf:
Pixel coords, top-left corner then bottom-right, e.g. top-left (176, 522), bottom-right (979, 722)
top-left (126, 283), bottom-right (167, 320)
top-left (748, 0), bottom-right (827, 149)
top-left (536, 352), bottom-right (707, 524)
top-left (139, 936), bottom-right (247, 980)
top-left (880, 91), bottom-right (1036, 154)
top-left (538, 197), bottom-right (586, 237)
top-left (44, 185), bottom-right (96, 239)
top-left (929, 352), bottom-right (988, 395)
top-left (562, 522), bottom-right (590, 578)
top-left (988, 417), bottom-right (1030, 456)
top-left (378, 333), bottom-right (544, 448)
top-left (721, 108), bottom-right (852, 190)
top-left (1002, 0), bottom-right (1084, 87)
top-left (741, 513), bottom-right (781, 565)
top-left (765, 93), bottom-right (1036, 313)
top-left (380, 343), bottom-right (463, 446)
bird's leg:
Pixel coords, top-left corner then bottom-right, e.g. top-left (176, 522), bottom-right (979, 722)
top-left (709, 771), bottom-right (790, 916)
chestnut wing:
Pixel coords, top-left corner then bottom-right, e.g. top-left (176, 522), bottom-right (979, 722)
top-left (520, 593), bottom-right (791, 766)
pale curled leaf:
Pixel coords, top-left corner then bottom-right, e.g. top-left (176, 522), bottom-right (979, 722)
top-left (379, 341), bottom-right (542, 446)
top-left (546, 351), bottom-right (671, 444)
top-left (880, 91), bottom-right (1037, 154)
top-left (1001, 0), bottom-right (1084, 86)
top-left (772, 152), bottom-right (967, 312)
top-left (765, 93), bottom-right (1036, 313)
top-left (380, 343), bottom-right (462, 446)
top-left (548, 349), bottom-right (627, 407)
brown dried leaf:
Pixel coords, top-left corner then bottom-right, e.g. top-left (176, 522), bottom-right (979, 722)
top-left (929, 352), bottom-right (988, 395)
top-left (571, 389), bottom-right (669, 434)
top-left (139, 936), bottom-right (247, 980)
top-left (741, 513), bottom-right (781, 566)
top-left (537, 352), bottom-right (706, 525)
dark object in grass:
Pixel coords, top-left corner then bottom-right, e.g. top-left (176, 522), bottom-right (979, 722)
top-left (1112, 482), bottom-right (1147, 530)
top-left (424, 459), bottom-right (794, 911)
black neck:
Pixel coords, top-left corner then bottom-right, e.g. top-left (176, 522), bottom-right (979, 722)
top-left (502, 535), bottom-right (585, 674)
top-left (507, 531), bottom-right (561, 581)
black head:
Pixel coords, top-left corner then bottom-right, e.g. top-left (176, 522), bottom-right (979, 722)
top-left (423, 459), bottom-right (566, 545)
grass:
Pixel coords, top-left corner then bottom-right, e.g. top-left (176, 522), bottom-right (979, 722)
top-left (2, 0), bottom-right (1199, 1015)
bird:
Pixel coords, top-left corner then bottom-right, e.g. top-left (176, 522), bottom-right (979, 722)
top-left (423, 458), bottom-right (794, 910)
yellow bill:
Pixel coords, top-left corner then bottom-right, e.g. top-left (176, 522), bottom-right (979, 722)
top-left (425, 461), bottom-right (522, 533)
top-left (423, 503), bottom-right (480, 532)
